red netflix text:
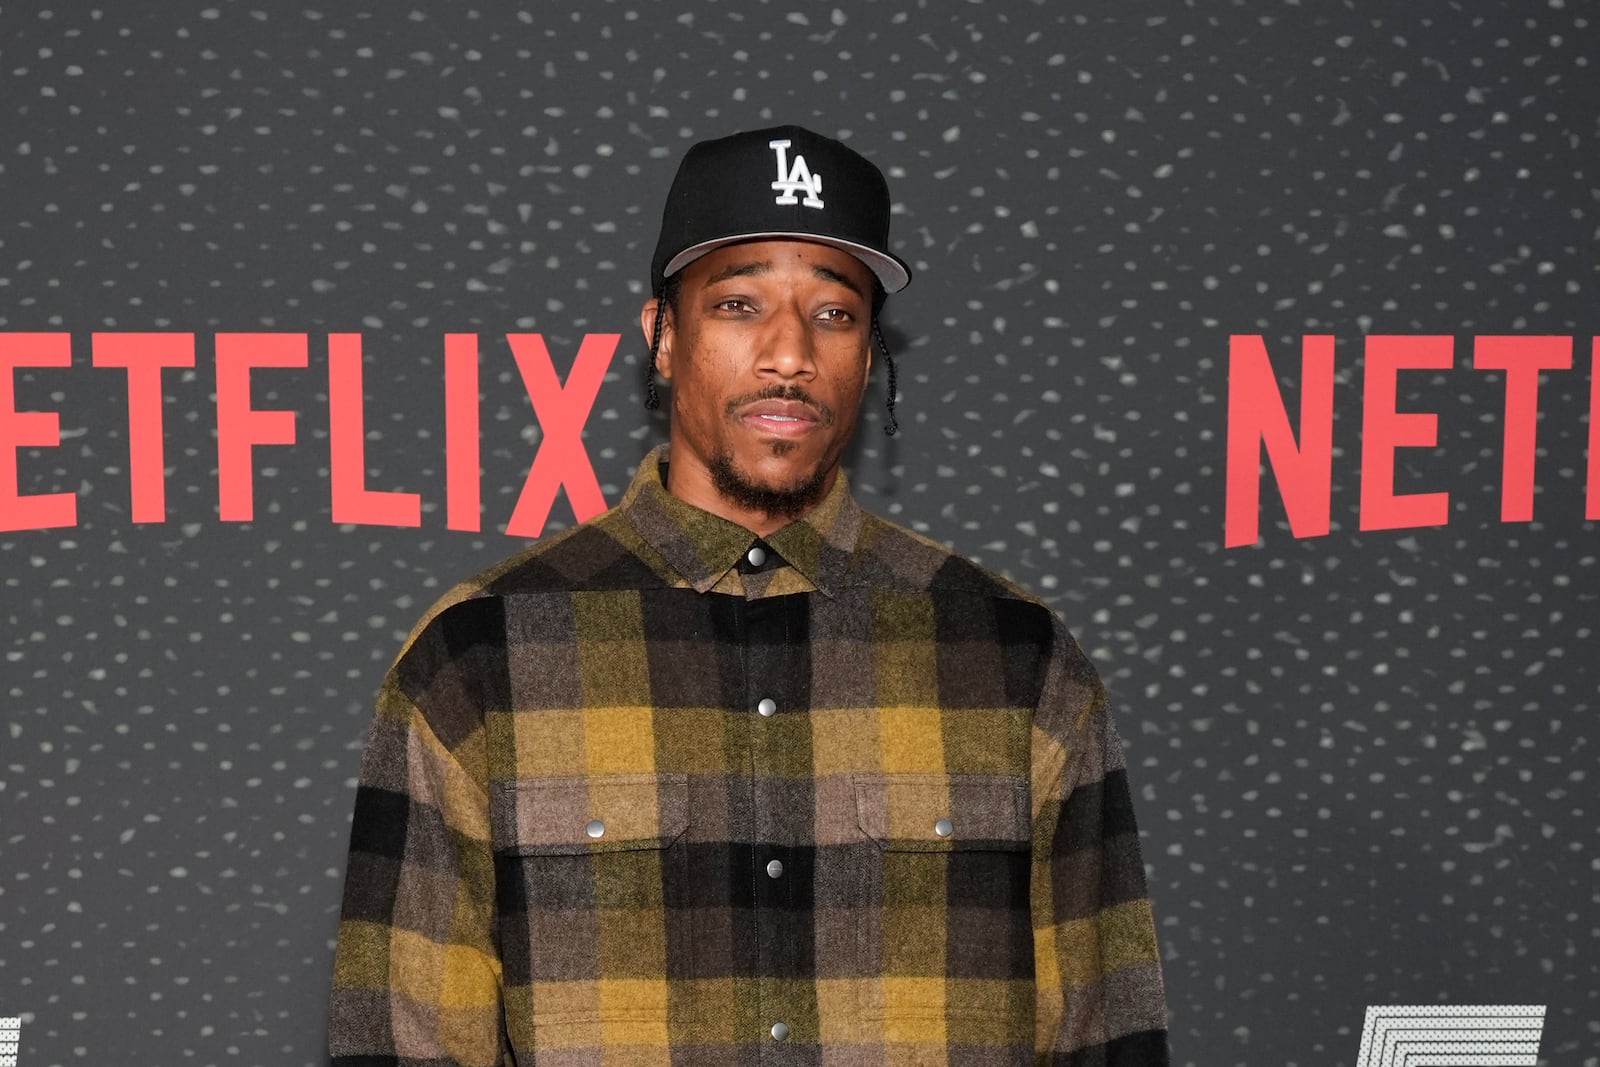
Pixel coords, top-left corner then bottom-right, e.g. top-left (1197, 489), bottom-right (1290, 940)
top-left (1225, 334), bottom-right (1600, 547)
top-left (0, 332), bottom-right (619, 536)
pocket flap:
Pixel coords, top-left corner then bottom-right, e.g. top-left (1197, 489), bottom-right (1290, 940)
top-left (854, 773), bottom-right (1029, 851)
top-left (492, 773), bottom-right (689, 855)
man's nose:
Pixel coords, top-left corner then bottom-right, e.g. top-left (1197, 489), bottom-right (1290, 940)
top-left (757, 303), bottom-right (816, 378)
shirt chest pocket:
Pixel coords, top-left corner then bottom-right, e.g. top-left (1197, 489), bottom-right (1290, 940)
top-left (490, 774), bottom-right (689, 1027)
top-left (854, 772), bottom-right (1031, 853)
top-left (493, 773), bottom-right (689, 857)
top-left (853, 773), bottom-right (1036, 1030)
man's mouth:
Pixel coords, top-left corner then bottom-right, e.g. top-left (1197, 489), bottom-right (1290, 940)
top-left (731, 393), bottom-right (833, 437)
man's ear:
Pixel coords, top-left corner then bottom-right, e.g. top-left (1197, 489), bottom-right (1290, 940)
top-left (638, 297), bottom-right (675, 379)
top-left (863, 328), bottom-right (874, 380)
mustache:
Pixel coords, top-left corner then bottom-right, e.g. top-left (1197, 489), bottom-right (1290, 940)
top-left (723, 384), bottom-right (835, 426)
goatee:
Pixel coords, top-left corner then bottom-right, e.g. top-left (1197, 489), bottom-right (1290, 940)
top-left (708, 448), bottom-right (831, 522)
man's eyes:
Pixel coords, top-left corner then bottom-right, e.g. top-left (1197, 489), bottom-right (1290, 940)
top-left (711, 299), bottom-right (855, 323)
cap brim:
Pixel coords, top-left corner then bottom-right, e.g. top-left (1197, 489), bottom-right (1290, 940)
top-left (662, 232), bottom-right (911, 294)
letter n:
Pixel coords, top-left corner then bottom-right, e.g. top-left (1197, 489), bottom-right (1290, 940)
top-left (1224, 334), bottom-right (1335, 547)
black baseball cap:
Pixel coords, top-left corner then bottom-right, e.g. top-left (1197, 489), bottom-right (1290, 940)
top-left (650, 124), bottom-right (911, 295)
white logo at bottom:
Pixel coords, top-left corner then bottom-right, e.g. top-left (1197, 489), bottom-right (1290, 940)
top-left (1355, 1005), bottom-right (1545, 1066)
top-left (0, 1016), bottom-right (20, 1067)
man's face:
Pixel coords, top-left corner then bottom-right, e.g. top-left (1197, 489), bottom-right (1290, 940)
top-left (641, 238), bottom-right (875, 531)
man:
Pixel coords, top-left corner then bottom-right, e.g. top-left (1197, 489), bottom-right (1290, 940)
top-left (329, 125), bottom-right (1170, 1065)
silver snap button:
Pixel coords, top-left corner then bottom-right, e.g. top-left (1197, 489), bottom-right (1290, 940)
top-left (770, 1021), bottom-right (789, 1041)
top-left (934, 817), bottom-right (954, 838)
top-left (766, 859), bottom-right (784, 879)
top-left (586, 819), bottom-right (605, 839)
top-left (746, 545), bottom-right (767, 567)
top-left (757, 697), bottom-right (777, 717)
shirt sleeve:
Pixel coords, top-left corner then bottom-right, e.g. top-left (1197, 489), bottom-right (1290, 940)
top-left (328, 601), bottom-right (508, 1067)
top-left (1030, 620), bottom-right (1171, 1065)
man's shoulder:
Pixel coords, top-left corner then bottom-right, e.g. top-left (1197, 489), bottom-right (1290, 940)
top-left (851, 508), bottom-right (1091, 682)
top-left (388, 505), bottom-right (661, 659)
top-left (852, 507), bottom-right (1053, 610)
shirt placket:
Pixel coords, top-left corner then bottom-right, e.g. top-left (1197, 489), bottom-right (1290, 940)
top-left (740, 549), bottom-right (810, 1062)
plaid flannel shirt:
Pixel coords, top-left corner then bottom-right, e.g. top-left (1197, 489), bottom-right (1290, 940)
top-left (330, 446), bottom-right (1169, 1066)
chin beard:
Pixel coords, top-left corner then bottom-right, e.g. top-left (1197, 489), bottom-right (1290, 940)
top-left (708, 448), bottom-right (831, 523)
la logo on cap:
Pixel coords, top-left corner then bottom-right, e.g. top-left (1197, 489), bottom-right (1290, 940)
top-left (769, 139), bottom-right (823, 208)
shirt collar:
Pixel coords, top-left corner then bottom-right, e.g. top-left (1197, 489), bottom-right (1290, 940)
top-left (619, 444), bottom-right (863, 598)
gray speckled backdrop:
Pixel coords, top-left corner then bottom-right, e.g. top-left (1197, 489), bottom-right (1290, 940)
top-left (2, 2), bottom-right (1596, 1065)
